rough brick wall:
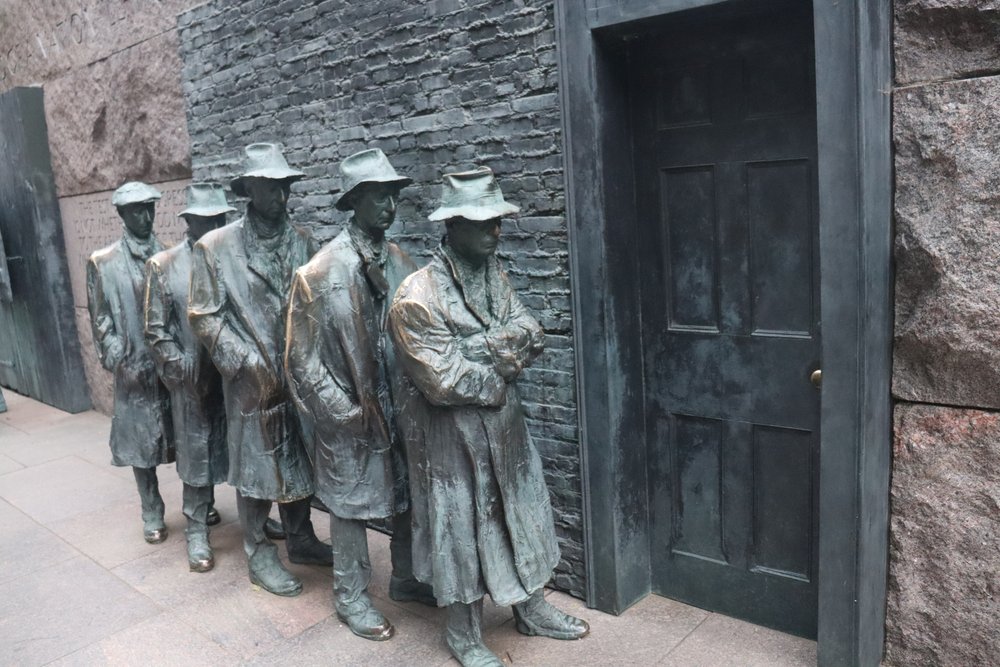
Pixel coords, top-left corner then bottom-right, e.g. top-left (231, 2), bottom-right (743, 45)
top-left (177, 0), bottom-right (584, 597)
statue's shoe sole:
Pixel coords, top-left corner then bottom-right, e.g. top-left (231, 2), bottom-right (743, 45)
top-left (249, 573), bottom-right (302, 597)
top-left (514, 617), bottom-right (590, 640)
top-left (335, 612), bottom-right (395, 641)
top-left (143, 528), bottom-right (168, 544)
top-left (189, 558), bottom-right (215, 573)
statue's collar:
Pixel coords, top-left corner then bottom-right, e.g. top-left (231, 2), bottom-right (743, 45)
top-left (438, 243), bottom-right (499, 326)
top-left (348, 223), bottom-right (387, 268)
top-left (122, 229), bottom-right (160, 260)
top-left (245, 206), bottom-right (287, 240)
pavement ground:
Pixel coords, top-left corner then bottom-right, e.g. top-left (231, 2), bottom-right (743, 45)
top-left (0, 390), bottom-right (817, 666)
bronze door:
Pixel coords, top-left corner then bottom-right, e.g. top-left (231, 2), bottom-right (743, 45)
top-left (632, 7), bottom-right (820, 638)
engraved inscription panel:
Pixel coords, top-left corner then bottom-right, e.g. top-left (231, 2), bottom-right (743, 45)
top-left (0, 0), bottom-right (201, 88)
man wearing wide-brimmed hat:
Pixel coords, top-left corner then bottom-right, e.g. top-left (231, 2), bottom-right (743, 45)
top-left (144, 183), bottom-right (234, 573)
top-left (87, 181), bottom-right (175, 545)
top-left (188, 144), bottom-right (330, 596)
top-left (286, 148), bottom-right (435, 640)
top-left (388, 167), bottom-right (589, 666)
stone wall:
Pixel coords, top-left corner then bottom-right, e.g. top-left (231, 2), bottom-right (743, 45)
top-left (888, 1), bottom-right (1000, 663)
top-left (0, 0), bottom-right (203, 411)
top-left (176, 0), bottom-right (584, 596)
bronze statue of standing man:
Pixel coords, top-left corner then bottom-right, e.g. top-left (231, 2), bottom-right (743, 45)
top-left (144, 183), bottom-right (233, 572)
top-left (87, 182), bottom-right (175, 544)
top-left (188, 144), bottom-right (330, 596)
top-left (388, 168), bottom-right (589, 667)
top-left (286, 149), bottom-right (435, 641)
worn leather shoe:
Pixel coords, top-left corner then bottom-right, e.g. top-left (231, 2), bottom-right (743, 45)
top-left (264, 517), bottom-right (286, 540)
top-left (206, 507), bottom-right (221, 526)
top-left (187, 533), bottom-right (214, 573)
top-left (143, 522), bottom-right (168, 544)
top-left (445, 637), bottom-right (504, 667)
top-left (248, 544), bottom-right (302, 597)
top-left (388, 575), bottom-right (437, 607)
top-left (287, 536), bottom-right (333, 566)
top-left (513, 595), bottom-right (589, 640)
top-left (335, 593), bottom-right (394, 641)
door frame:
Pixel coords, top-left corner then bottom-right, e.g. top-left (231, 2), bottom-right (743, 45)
top-left (554, 1), bottom-right (892, 665)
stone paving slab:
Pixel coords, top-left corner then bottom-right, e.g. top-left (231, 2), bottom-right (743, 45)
top-left (0, 556), bottom-right (161, 665)
top-left (0, 390), bottom-right (818, 666)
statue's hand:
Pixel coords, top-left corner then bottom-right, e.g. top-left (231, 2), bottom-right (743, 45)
top-left (360, 397), bottom-right (391, 446)
top-left (106, 338), bottom-right (126, 369)
top-left (161, 357), bottom-right (185, 390)
top-left (181, 354), bottom-right (199, 387)
top-left (244, 352), bottom-right (279, 397)
top-left (487, 333), bottom-right (522, 382)
top-left (215, 344), bottom-right (250, 380)
top-left (119, 355), bottom-right (157, 388)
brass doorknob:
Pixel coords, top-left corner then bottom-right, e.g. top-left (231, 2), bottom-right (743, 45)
top-left (810, 369), bottom-right (822, 388)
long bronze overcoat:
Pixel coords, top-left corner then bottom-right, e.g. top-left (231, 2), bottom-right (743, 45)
top-left (86, 233), bottom-right (174, 468)
top-left (188, 217), bottom-right (316, 502)
top-left (387, 247), bottom-right (560, 607)
top-left (286, 227), bottom-right (416, 520)
top-left (144, 240), bottom-right (227, 487)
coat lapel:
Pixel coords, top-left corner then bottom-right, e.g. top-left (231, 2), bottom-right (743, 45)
top-left (241, 220), bottom-right (288, 296)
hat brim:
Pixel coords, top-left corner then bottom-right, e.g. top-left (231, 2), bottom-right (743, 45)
top-left (428, 202), bottom-right (520, 222)
top-left (334, 177), bottom-right (413, 211)
top-left (112, 195), bottom-right (161, 207)
top-left (230, 170), bottom-right (306, 197)
top-left (177, 205), bottom-right (237, 218)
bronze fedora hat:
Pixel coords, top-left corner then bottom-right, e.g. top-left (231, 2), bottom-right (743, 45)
top-left (230, 143), bottom-right (306, 197)
top-left (428, 167), bottom-right (519, 222)
top-left (177, 183), bottom-right (237, 218)
top-left (111, 181), bottom-right (162, 207)
top-left (335, 148), bottom-right (412, 211)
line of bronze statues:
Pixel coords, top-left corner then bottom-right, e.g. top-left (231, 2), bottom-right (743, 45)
top-left (86, 143), bottom-right (588, 666)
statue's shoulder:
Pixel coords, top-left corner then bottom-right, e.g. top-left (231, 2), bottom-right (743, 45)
top-left (149, 242), bottom-right (186, 270)
top-left (300, 231), bottom-right (356, 284)
top-left (394, 259), bottom-right (443, 305)
top-left (88, 240), bottom-right (122, 269)
top-left (196, 220), bottom-right (241, 253)
top-left (387, 240), bottom-right (417, 273)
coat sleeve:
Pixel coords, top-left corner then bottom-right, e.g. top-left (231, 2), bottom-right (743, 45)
top-left (143, 259), bottom-right (184, 390)
top-left (187, 240), bottom-right (246, 379)
top-left (500, 281), bottom-right (546, 369)
top-left (86, 256), bottom-right (123, 372)
top-left (285, 270), bottom-right (363, 431)
top-left (388, 294), bottom-right (506, 408)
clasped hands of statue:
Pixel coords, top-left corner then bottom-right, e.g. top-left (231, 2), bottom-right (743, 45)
top-left (479, 324), bottom-right (539, 384)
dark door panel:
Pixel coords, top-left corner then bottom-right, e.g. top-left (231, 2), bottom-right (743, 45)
top-left (0, 87), bottom-right (90, 413)
top-left (633, 6), bottom-right (820, 637)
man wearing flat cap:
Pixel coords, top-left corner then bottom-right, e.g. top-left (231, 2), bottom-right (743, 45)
top-left (388, 168), bottom-right (589, 667)
top-left (144, 183), bottom-right (234, 572)
top-left (286, 148), bottom-right (434, 641)
top-left (87, 181), bottom-right (175, 545)
top-left (188, 144), bottom-right (329, 596)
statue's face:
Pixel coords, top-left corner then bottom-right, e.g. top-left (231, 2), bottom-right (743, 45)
top-left (447, 217), bottom-right (502, 264)
top-left (244, 177), bottom-right (290, 221)
top-left (117, 202), bottom-right (155, 239)
top-left (183, 213), bottom-right (227, 241)
top-left (351, 182), bottom-right (400, 237)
